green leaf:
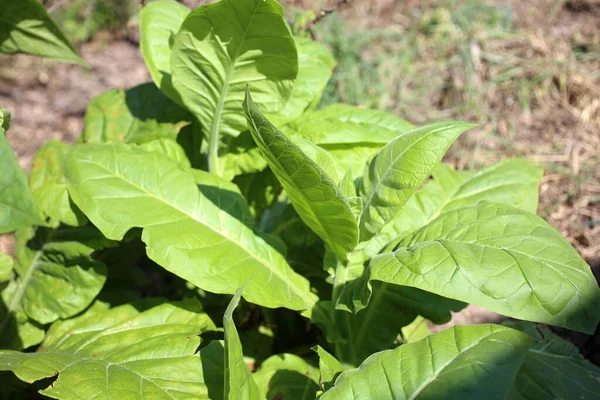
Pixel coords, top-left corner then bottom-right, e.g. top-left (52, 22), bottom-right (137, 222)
top-left (320, 324), bottom-right (532, 400)
top-left (340, 202), bottom-right (600, 334)
top-left (64, 143), bottom-right (317, 312)
top-left (0, 0), bottom-right (84, 64)
top-left (224, 286), bottom-right (260, 399)
top-left (0, 107), bottom-right (10, 131)
top-left (30, 141), bottom-right (86, 227)
top-left (81, 83), bottom-right (191, 144)
top-left (138, 138), bottom-right (191, 167)
top-left (325, 144), bottom-right (383, 178)
top-left (313, 345), bottom-right (344, 392)
top-left (8, 225), bottom-right (109, 325)
top-left (266, 37), bottom-right (336, 126)
top-left (244, 89), bottom-right (358, 261)
top-left (233, 168), bottom-right (283, 221)
top-left (359, 122), bottom-right (475, 240)
top-left (171, 0), bottom-right (298, 173)
top-left (0, 299), bottom-right (224, 399)
top-left (387, 159), bottom-right (544, 239)
top-left (140, 0), bottom-right (190, 103)
top-left (401, 316), bottom-right (430, 343)
top-left (295, 138), bottom-right (344, 184)
top-left (253, 353), bottom-right (320, 400)
top-left (356, 159), bottom-right (542, 337)
top-left (0, 280), bottom-right (44, 350)
top-left (0, 128), bottom-right (44, 234)
top-left (289, 104), bottom-right (414, 145)
top-left (218, 131), bottom-right (267, 181)
top-left (0, 252), bottom-right (13, 282)
top-left (316, 285), bottom-right (464, 366)
top-left (506, 321), bottom-right (600, 399)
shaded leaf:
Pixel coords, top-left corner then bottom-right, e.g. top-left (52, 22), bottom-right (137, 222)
top-left (244, 89), bottom-right (358, 261)
top-left (340, 203), bottom-right (600, 334)
top-left (506, 321), bottom-right (600, 400)
top-left (253, 353), bottom-right (320, 400)
top-left (10, 225), bottom-right (110, 325)
top-left (0, 280), bottom-right (44, 350)
top-left (64, 143), bottom-right (317, 311)
top-left (30, 141), bottom-right (86, 227)
top-left (224, 286), bottom-right (260, 399)
top-left (81, 83), bottom-right (191, 144)
top-left (320, 324), bottom-right (532, 400)
top-left (140, 0), bottom-right (190, 103)
top-left (313, 345), bottom-right (344, 392)
top-left (0, 299), bottom-right (223, 399)
top-left (359, 122), bottom-right (475, 240)
top-left (0, 0), bottom-right (84, 64)
top-left (0, 128), bottom-right (44, 234)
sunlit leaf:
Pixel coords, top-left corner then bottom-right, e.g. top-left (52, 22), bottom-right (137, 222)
top-left (320, 324), bottom-right (532, 400)
top-left (0, 0), bottom-right (84, 64)
top-left (64, 143), bottom-right (317, 311)
top-left (244, 89), bottom-right (358, 261)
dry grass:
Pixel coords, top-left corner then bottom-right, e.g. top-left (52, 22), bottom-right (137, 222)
top-left (284, 0), bottom-right (600, 263)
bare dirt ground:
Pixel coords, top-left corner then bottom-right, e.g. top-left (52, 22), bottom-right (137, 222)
top-left (1, 0), bottom-right (599, 363)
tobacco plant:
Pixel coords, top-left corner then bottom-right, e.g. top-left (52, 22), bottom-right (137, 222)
top-left (1, 0), bottom-right (599, 399)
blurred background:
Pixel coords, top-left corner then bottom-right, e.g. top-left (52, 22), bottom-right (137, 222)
top-left (0, 0), bottom-right (599, 353)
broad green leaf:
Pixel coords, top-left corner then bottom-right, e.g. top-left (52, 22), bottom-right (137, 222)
top-left (388, 159), bottom-right (543, 239)
top-left (340, 203), bottom-right (600, 334)
top-left (138, 138), bottom-right (191, 167)
top-left (266, 37), bottom-right (336, 126)
top-left (64, 143), bottom-right (317, 311)
top-left (0, 299), bottom-right (224, 399)
top-left (0, 252), bottom-right (12, 282)
top-left (0, 128), bottom-right (44, 234)
top-left (359, 159), bottom-right (542, 335)
top-left (81, 83), bottom-right (191, 144)
top-left (0, 0), bottom-right (84, 64)
top-left (289, 104), bottom-right (414, 145)
top-left (244, 89), bottom-right (358, 261)
top-left (506, 321), bottom-right (600, 399)
top-left (140, 0), bottom-right (190, 103)
top-left (325, 144), bottom-right (382, 178)
top-left (0, 280), bottom-right (44, 350)
top-left (313, 346), bottom-right (344, 392)
top-left (224, 286), bottom-right (260, 399)
top-left (253, 353), bottom-right (320, 400)
top-left (10, 225), bottom-right (109, 325)
top-left (171, 0), bottom-right (298, 174)
top-left (30, 141), bottom-right (86, 227)
top-left (359, 122), bottom-right (475, 240)
top-left (320, 324), bottom-right (532, 400)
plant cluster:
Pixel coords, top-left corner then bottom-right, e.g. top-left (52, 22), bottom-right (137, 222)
top-left (1, 0), bottom-right (599, 399)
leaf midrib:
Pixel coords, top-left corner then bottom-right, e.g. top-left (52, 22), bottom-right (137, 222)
top-left (0, 231), bottom-right (53, 337)
top-left (209, 0), bottom-right (262, 174)
top-left (247, 110), bottom-right (355, 259)
top-left (361, 125), bottom-right (461, 235)
top-left (74, 153), bottom-right (310, 307)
